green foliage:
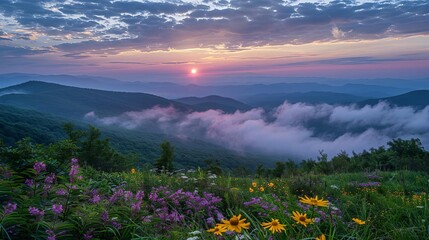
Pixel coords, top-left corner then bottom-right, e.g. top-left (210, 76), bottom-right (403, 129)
top-left (65, 124), bottom-right (137, 172)
top-left (154, 141), bottom-right (174, 172)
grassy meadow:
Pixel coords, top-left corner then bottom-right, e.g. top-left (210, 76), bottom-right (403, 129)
top-left (0, 159), bottom-right (428, 240)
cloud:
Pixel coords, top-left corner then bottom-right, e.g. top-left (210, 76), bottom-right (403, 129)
top-left (84, 102), bottom-right (429, 160)
top-left (1, 0), bottom-right (428, 54)
top-left (0, 45), bottom-right (49, 57)
top-left (331, 26), bottom-right (346, 39)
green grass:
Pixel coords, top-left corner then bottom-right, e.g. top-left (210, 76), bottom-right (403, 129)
top-left (1, 160), bottom-right (427, 239)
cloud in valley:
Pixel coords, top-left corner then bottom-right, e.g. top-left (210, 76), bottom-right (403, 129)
top-left (85, 102), bottom-right (429, 160)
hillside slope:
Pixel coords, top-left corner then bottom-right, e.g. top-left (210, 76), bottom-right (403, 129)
top-left (0, 81), bottom-right (191, 119)
top-left (0, 104), bottom-right (264, 169)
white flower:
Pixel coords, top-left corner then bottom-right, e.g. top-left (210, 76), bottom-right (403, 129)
top-left (186, 237), bottom-right (199, 240)
top-left (188, 230), bottom-right (201, 235)
top-left (416, 206), bottom-right (424, 209)
top-left (208, 174), bottom-right (217, 179)
top-left (330, 184), bottom-right (339, 190)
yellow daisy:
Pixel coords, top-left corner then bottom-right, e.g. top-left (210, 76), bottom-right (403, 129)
top-left (259, 186), bottom-right (265, 192)
top-left (249, 188), bottom-right (254, 193)
top-left (131, 168), bottom-right (136, 174)
top-left (299, 195), bottom-right (329, 207)
top-left (252, 182), bottom-right (257, 188)
top-left (207, 224), bottom-right (227, 236)
top-left (292, 211), bottom-right (314, 227)
top-left (268, 182), bottom-right (274, 187)
top-left (316, 234), bottom-right (326, 240)
top-left (218, 214), bottom-right (250, 233)
top-left (261, 219), bottom-right (286, 233)
top-left (352, 218), bottom-right (366, 225)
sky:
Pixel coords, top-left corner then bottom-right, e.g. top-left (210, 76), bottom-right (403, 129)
top-left (0, 0), bottom-right (428, 84)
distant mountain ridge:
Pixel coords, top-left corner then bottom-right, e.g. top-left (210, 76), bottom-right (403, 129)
top-left (242, 91), bottom-right (366, 108)
top-left (0, 81), bottom-right (190, 119)
top-left (0, 73), bottom-right (419, 99)
top-left (359, 90), bottom-right (429, 109)
top-left (174, 95), bottom-right (252, 113)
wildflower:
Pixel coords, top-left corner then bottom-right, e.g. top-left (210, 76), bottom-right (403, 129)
top-left (189, 230), bottom-right (201, 235)
top-left (249, 188), bottom-right (254, 193)
top-left (292, 211), bottom-right (314, 227)
top-left (29, 206), bottom-right (45, 220)
top-left (316, 234), bottom-right (326, 240)
top-left (261, 219), bottom-right (286, 233)
top-left (52, 204), bottom-right (63, 215)
top-left (299, 195), bottom-right (329, 207)
top-left (252, 182), bottom-right (257, 188)
top-left (207, 224), bottom-right (227, 236)
top-left (33, 162), bottom-right (46, 175)
top-left (131, 168), bottom-right (136, 174)
top-left (25, 179), bottom-right (34, 188)
top-left (56, 189), bottom-right (67, 196)
top-left (3, 202), bottom-right (17, 215)
top-left (46, 230), bottom-right (56, 240)
top-left (71, 158), bottom-right (79, 165)
top-left (259, 187), bottom-right (265, 192)
top-left (186, 237), bottom-right (199, 240)
top-left (83, 230), bottom-right (93, 240)
top-left (352, 218), bottom-right (366, 225)
top-left (268, 182), bottom-right (274, 187)
top-left (218, 214), bottom-right (250, 233)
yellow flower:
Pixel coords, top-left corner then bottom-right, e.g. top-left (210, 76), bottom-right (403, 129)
top-left (268, 182), bottom-right (274, 187)
top-left (218, 214), bottom-right (250, 233)
top-left (249, 188), bottom-right (254, 193)
top-left (131, 168), bottom-right (136, 174)
top-left (292, 211), bottom-right (314, 227)
top-left (207, 224), bottom-right (227, 236)
top-left (352, 218), bottom-right (366, 225)
top-left (261, 219), bottom-right (286, 233)
top-left (299, 195), bottom-right (329, 207)
top-left (252, 182), bottom-right (257, 188)
top-left (316, 234), bottom-right (326, 240)
top-left (259, 187), bottom-right (265, 192)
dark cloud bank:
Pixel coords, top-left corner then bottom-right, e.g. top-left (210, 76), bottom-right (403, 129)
top-left (85, 101), bottom-right (429, 160)
top-left (0, 0), bottom-right (428, 54)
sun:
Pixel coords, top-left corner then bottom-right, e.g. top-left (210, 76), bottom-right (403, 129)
top-left (190, 68), bottom-right (198, 75)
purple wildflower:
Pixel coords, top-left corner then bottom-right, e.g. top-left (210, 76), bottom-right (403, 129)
top-left (124, 191), bottom-right (133, 201)
top-left (33, 162), bottom-right (46, 175)
top-left (24, 179), bottom-right (34, 188)
top-left (131, 200), bottom-right (142, 213)
top-left (358, 182), bottom-right (381, 187)
top-left (3, 202), bottom-right (17, 215)
top-left (100, 210), bottom-right (109, 223)
top-left (91, 194), bottom-right (101, 204)
top-left (43, 173), bottom-right (56, 191)
top-left (83, 230), bottom-right (93, 240)
top-left (71, 158), bottom-right (79, 165)
top-left (29, 206), bottom-right (44, 220)
top-left (56, 189), bottom-right (67, 196)
top-left (111, 220), bottom-right (122, 229)
top-left (46, 230), bottom-right (56, 240)
top-left (52, 204), bottom-right (63, 215)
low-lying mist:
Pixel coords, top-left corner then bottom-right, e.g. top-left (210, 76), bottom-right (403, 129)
top-left (84, 102), bottom-right (429, 160)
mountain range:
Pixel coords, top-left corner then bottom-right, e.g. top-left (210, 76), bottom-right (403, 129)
top-left (0, 76), bottom-right (428, 169)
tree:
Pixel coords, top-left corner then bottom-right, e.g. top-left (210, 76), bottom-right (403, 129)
top-left (331, 151), bottom-right (350, 173)
top-left (273, 161), bottom-right (285, 178)
top-left (203, 159), bottom-right (223, 175)
top-left (154, 141), bottom-right (174, 172)
top-left (64, 124), bottom-right (136, 172)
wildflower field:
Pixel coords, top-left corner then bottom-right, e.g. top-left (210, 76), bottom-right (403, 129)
top-left (0, 158), bottom-right (428, 240)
